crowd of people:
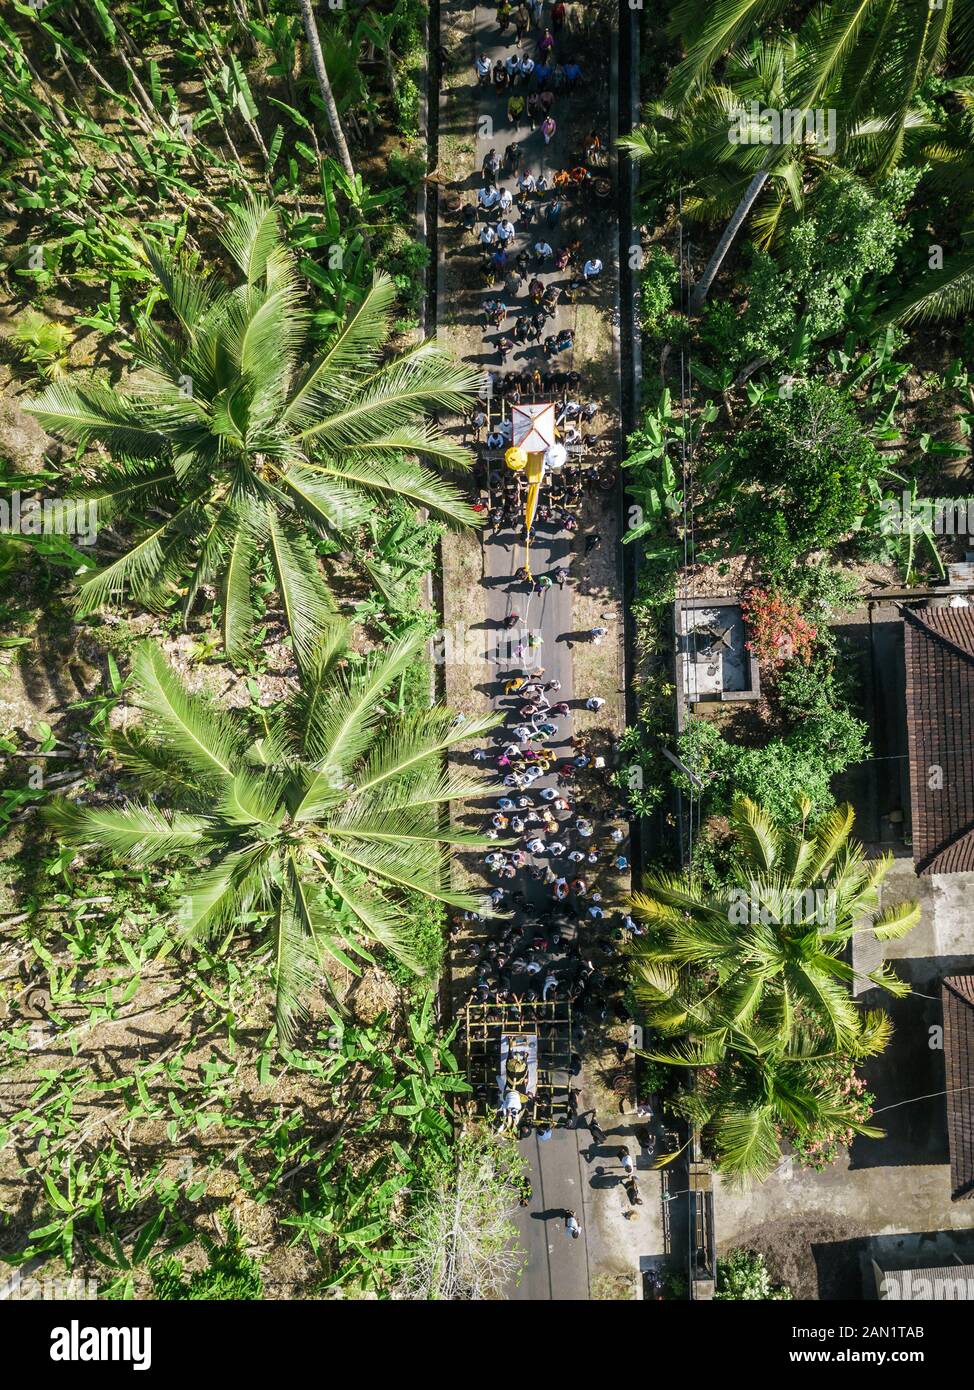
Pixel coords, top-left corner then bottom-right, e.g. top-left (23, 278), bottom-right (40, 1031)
top-left (453, 0), bottom-right (648, 1247)
top-left (458, 7), bottom-right (608, 337)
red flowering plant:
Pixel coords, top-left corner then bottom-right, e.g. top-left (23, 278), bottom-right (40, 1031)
top-left (784, 1060), bottom-right (876, 1172)
top-left (740, 587), bottom-right (817, 669)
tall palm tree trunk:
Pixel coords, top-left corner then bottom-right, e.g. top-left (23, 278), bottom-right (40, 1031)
top-left (688, 170), bottom-right (768, 316)
top-left (298, 0), bottom-right (356, 180)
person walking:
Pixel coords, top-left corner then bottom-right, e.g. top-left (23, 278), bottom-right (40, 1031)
top-left (542, 114), bottom-right (557, 145)
top-left (552, 0), bottom-right (567, 31)
top-left (589, 1117), bottom-right (607, 1146)
top-left (507, 93), bottom-right (525, 128)
top-left (565, 1208), bottom-right (581, 1239)
top-left (582, 256), bottom-right (603, 281)
top-left (517, 169), bottom-right (537, 201)
top-left (563, 59), bottom-right (583, 91)
top-left (585, 696), bottom-right (605, 711)
top-left (475, 53), bottom-right (492, 86)
top-left (620, 1146), bottom-right (635, 1178)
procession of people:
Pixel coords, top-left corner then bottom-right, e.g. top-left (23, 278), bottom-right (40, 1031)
top-left (449, 0), bottom-right (646, 1247)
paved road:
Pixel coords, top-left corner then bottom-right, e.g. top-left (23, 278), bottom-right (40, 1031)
top-left (511, 1125), bottom-right (593, 1299)
top-left (468, 2), bottom-right (628, 1299)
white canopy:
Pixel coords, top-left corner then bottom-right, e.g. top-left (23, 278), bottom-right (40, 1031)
top-left (511, 401), bottom-right (556, 454)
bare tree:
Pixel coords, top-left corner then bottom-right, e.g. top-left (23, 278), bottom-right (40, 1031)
top-left (298, 0), bottom-right (356, 180)
top-left (394, 1131), bottom-right (527, 1301)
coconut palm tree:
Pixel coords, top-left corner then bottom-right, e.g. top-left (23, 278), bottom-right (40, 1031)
top-left (621, 31), bottom-right (919, 308)
top-left (655, 0), bottom-right (967, 309)
top-left (26, 197), bottom-right (482, 664)
top-left (885, 84), bottom-right (974, 325)
top-left (620, 33), bottom-right (832, 253)
top-left (671, 1027), bottom-right (887, 1182)
top-left (45, 630), bottom-right (500, 1040)
top-left (888, 235), bottom-right (974, 325)
top-left (628, 797), bottom-right (919, 1054)
top-left (628, 798), bottom-right (916, 1180)
top-left (299, 0), bottom-right (356, 179)
top-left (667, 0), bottom-right (973, 135)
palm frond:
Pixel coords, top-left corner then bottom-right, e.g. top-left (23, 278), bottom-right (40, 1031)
top-left (131, 642), bottom-right (247, 786)
top-left (45, 799), bottom-right (209, 862)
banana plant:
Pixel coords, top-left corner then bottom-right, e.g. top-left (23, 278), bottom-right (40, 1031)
top-left (864, 470), bottom-right (946, 584)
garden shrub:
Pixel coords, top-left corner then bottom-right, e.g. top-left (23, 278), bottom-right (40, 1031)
top-left (727, 381), bottom-right (885, 570)
top-left (702, 168), bottom-right (921, 374)
top-left (715, 1248), bottom-right (792, 1300)
top-left (639, 246), bottom-right (680, 338)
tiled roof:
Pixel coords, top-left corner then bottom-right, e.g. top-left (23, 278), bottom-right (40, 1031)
top-left (903, 606), bottom-right (974, 874)
top-left (942, 975), bottom-right (974, 1201)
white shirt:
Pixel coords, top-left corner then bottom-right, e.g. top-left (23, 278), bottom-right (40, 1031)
top-left (478, 186), bottom-right (499, 208)
top-left (583, 258), bottom-right (603, 277)
top-left (534, 242), bottom-right (553, 258)
top-left (479, 225), bottom-right (497, 245)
